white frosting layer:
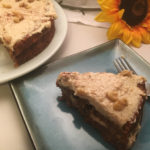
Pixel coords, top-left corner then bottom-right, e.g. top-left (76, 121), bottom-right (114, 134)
top-left (57, 71), bottom-right (147, 127)
top-left (0, 0), bottom-right (57, 50)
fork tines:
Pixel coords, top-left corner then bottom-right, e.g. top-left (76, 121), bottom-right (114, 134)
top-left (114, 56), bottom-right (137, 74)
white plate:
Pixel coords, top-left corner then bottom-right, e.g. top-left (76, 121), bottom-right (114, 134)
top-left (0, 1), bottom-right (68, 84)
top-left (55, 0), bottom-right (100, 9)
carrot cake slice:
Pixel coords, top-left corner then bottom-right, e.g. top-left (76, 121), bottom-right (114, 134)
top-left (0, 0), bottom-right (57, 66)
top-left (56, 70), bottom-right (147, 150)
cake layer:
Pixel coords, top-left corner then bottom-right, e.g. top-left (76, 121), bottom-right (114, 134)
top-left (57, 71), bottom-right (147, 127)
top-left (12, 19), bottom-right (55, 57)
top-left (8, 20), bottom-right (55, 66)
top-left (56, 71), bottom-right (147, 150)
top-left (59, 87), bottom-right (145, 150)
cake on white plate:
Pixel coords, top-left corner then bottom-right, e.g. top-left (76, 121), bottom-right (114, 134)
top-left (0, 0), bottom-right (57, 66)
top-left (56, 70), bottom-right (147, 150)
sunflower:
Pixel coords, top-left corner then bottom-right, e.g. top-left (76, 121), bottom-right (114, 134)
top-left (95, 0), bottom-right (150, 47)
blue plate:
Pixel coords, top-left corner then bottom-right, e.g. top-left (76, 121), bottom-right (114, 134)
top-left (10, 40), bottom-right (150, 150)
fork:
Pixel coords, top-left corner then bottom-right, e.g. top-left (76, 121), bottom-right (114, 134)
top-left (113, 56), bottom-right (150, 96)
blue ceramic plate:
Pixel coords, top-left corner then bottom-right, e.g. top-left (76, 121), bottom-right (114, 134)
top-left (11, 40), bottom-right (150, 150)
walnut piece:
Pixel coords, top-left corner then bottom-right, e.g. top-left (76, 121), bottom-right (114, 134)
top-left (113, 98), bottom-right (128, 111)
top-left (19, 2), bottom-right (30, 9)
top-left (28, 0), bottom-right (34, 2)
top-left (13, 16), bottom-right (24, 23)
top-left (106, 91), bottom-right (118, 102)
top-left (12, 11), bottom-right (20, 16)
top-left (2, 4), bottom-right (12, 8)
top-left (119, 70), bottom-right (133, 77)
top-left (12, 11), bottom-right (24, 23)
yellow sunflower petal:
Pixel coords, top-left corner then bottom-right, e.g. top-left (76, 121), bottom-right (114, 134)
top-left (131, 29), bottom-right (142, 47)
top-left (141, 18), bottom-right (150, 28)
top-left (97, 0), bottom-right (107, 6)
top-left (95, 9), bottom-right (124, 23)
top-left (107, 21), bottom-right (124, 40)
top-left (97, 0), bottom-right (111, 11)
top-left (98, 0), bottom-right (119, 11)
top-left (109, 9), bottom-right (124, 22)
top-left (139, 27), bottom-right (150, 43)
top-left (141, 14), bottom-right (150, 31)
top-left (95, 12), bottom-right (114, 22)
top-left (122, 28), bottom-right (133, 44)
top-left (118, 9), bottom-right (124, 19)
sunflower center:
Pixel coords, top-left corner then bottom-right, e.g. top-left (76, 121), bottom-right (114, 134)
top-left (120, 0), bottom-right (148, 26)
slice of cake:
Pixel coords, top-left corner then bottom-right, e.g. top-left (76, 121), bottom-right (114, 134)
top-left (0, 0), bottom-right (57, 66)
top-left (56, 70), bottom-right (147, 150)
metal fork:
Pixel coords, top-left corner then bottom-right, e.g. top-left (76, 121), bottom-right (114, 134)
top-left (114, 56), bottom-right (150, 96)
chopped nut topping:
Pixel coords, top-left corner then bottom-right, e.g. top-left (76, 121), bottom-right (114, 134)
top-left (13, 16), bottom-right (24, 23)
top-left (119, 70), bottom-right (133, 77)
top-left (113, 98), bottom-right (128, 111)
top-left (2, 4), bottom-right (12, 9)
top-left (12, 11), bottom-right (24, 23)
top-left (12, 11), bottom-right (20, 16)
top-left (12, 11), bottom-right (23, 17)
top-left (107, 91), bottom-right (118, 102)
top-left (28, 0), bottom-right (34, 3)
top-left (19, 2), bottom-right (30, 9)
top-left (3, 35), bottom-right (12, 44)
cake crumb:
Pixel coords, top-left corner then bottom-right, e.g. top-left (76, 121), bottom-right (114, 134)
top-left (106, 91), bottom-right (118, 102)
top-left (119, 70), bottom-right (133, 77)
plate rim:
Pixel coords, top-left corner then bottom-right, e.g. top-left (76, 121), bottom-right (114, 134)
top-left (10, 39), bottom-right (150, 150)
top-left (0, 1), bottom-right (68, 84)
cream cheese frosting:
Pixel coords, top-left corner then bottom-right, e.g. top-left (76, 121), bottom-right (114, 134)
top-left (0, 0), bottom-right (57, 50)
top-left (57, 71), bottom-right (147, 127)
